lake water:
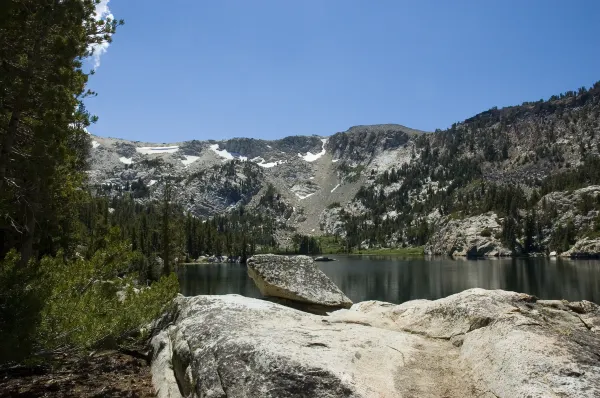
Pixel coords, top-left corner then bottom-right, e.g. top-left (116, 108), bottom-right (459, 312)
top-left (177, 256), bottom-right (600, 304)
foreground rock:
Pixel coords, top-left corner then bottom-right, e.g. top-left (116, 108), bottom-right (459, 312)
top-left (330, 289), bottom-right (600, 398)
top-left (425, 212), bottom-right (513, 257)
top-left (246, 254), bottom-right (352, 310)
top-left (151, 294), bottom-right (480, 398)
top-left (151, 289), bottom-right (600, 398)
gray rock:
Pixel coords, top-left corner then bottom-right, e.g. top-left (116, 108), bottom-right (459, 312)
top-left (319, 206), bottom-right (347, 237)
top-left (329, 288), bottom-right (600, 398)
top-left (561, 237), bottom-right (600, 258)
top-left (150, 294), bottom-right (482, 398)
top-left (246, 254), bottom-right (352, 309)
top-left (314, 256), bottom-right (335, 262)
top-left (425, 212), bottom-right (513, 257)
top-left (151, 289), bottom-right (600, 398)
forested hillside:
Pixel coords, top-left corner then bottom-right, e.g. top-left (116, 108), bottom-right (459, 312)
top-left (331, 83), bottom-right (600, 256)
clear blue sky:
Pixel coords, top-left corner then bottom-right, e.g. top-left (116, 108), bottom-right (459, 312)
top-left (87, 0), bottom-right (600, 142)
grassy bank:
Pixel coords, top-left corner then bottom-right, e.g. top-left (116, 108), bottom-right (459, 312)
top-left (316, 236), bottom-right (424, 256)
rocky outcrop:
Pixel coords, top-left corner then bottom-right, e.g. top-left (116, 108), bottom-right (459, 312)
top-left (425, 212), bottom-right (513, 257)
top-left (151, 289), bottom-right (600, 398)
top-left (561, 237), bottom-right (600, 258)
top-left (246, 254), bottom-right (352, 310)
top-left (330, 289), bottom-right (600, 398)
top-left (150, 294), bottom-right (478, 398)
top-left (319, 205), bottom-right (346, 236)
top-left (327, 124), bottom-right (424, 164)
top-left (538, 186), bottom-right (600, 245)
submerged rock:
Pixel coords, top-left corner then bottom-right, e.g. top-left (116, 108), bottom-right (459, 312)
top-left (151, 289), bottom-right (600, 398)
top-left (314, 256), bottom-right (336, 262)
top-left (246, 254), bottom-right (352, 310)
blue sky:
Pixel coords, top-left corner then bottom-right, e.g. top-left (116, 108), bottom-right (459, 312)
top-left (87, 0), bottom-right (600, 142)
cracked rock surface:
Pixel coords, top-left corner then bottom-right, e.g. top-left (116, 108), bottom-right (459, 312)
top-left (150, 289), bottom-right (600, 397)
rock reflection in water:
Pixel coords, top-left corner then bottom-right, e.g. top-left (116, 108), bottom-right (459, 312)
top-left (177, 256), bottom-right (600, 304)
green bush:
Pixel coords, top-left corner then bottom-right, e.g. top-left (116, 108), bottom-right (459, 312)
top-left (0, 229), bottom-right (179, 362)
top-left (37, 232), bottom-right (179, 352)
top-left (480, 228), bottom-right (493, 237)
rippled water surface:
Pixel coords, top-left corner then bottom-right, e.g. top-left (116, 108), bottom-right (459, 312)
top-left (177, 256), bottom-right (600, 304)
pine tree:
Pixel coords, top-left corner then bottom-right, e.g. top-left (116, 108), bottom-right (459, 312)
top-left (161, 178), bottom-right (174, 275)
top-left (0, 0), bottom-right (122, 264)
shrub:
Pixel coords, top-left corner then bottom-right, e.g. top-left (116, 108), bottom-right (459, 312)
top-left (37, 232), bottom-right (179, 352)
top-left (0, 229), bottom-right (179, 362)
top-left (480, 228), bottom-right (493, 237)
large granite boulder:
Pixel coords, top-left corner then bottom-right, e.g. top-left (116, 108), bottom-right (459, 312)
top-left (425, 212), bottom-right (513, 257)
top-left (151, 294), bottom-right (481, 398)
top-left (246, 254), bottom-right (352, 310)
top-left (151, 289), bottom-right (600, 398)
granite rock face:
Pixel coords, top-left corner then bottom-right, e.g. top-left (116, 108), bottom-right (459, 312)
top-left (561, 237), bottom-right (600, 258)
top-left (246, 254), bottom-right (352, 309)
top-left (425, 212), bottom-right (513, 257)
top-left (151, 289), bottom-right (600, 398)
top-left (330, 288), bottom-right (600, 398)
top-left (150, 294), bottom-right (481, 398)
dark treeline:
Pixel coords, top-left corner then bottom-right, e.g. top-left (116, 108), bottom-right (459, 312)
top-left (0, 1), bottom-right (178, 364)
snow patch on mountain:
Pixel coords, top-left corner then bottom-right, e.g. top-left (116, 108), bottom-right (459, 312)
top-left (296, 192), bottom-right (316, 200)
top-left (119, 157), bottom-right (133, 164)
top-left (250, 156), bottom-right (284, 168)
top-left (181, 155), bottom-right (200, 166)
top-left (92, 140), bottom-right (100, 148)
top-left (136, 146), bottom-right (179, 155)
top-left (257, 160), bottom-right (283, 168)
top-left (298, 138), bottom-right (327, 162)
top-left (210, 144), bottom-right (248, 161)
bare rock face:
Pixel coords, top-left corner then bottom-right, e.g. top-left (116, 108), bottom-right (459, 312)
top-left (425, 212), bottom-right (513, 257)
top-left (329, 289), bottom-right (600, 398)
top-left (150, 294), bottom-right (483, 398)
top-left (246, 254), bottom-right (352, 310)
top-left (151, 290), bottom-right (600, 398)
top-left (561, 237), bottom-right (600, 258)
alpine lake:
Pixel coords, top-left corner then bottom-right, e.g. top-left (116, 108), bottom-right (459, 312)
top-left (177, 256), bottom-right (600, 304)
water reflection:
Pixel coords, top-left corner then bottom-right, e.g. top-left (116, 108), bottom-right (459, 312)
top-left (177, 256), bottom-right (600, 304)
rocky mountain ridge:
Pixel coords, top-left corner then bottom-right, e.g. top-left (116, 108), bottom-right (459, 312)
top-left (88, 82), bottom-right (600, 256)
top-left (87, 124), bottom-right (423, 240)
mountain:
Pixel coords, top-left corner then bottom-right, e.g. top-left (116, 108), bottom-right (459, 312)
top-left (88, 82), bottom-right (600, 256)
top-left (87, 124), bottom-right (424, 244)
